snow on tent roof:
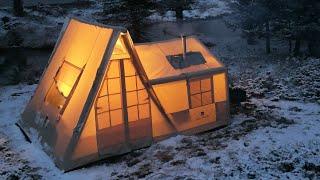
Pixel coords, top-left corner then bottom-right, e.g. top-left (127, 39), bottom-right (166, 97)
top-left (135, 37), bottom-right (223, 81)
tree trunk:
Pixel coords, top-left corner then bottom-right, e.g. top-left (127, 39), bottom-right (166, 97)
top-left (175, 7), bottom-right (183, 20)
top-left (294, 37), bottom-right (301, 56)
top-left (265, 21), bottom-right (271, 54)
top-left (13, 0), bottom-right (24, 17)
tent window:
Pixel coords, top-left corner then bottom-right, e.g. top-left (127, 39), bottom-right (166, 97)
top-left (188, 77), bottom-right (214, 109)
top-left (96, 61), bottom-right (123, 129)
top-left (45, 60), bottom-right (83, 110)
top-left (96, 59), bottom-right (150, 129)
top-left (124, 60), bottom-right (150, 122)
top-left (55, 61), bottom-right (81, 97)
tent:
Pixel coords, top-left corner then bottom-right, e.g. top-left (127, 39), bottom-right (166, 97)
top-left (18, 18), bottom-right (229, 171)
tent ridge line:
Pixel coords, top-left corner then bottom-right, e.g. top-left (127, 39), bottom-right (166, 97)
top-left (62, 30), bottom-right (121, 164)
top-left (68, 16), bottom-right (127, 32)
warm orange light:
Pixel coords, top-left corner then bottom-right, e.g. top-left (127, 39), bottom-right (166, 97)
top-left (213, 73), bottom-right (227, 102)
top-left (56, 80), bottom-right (72, 97)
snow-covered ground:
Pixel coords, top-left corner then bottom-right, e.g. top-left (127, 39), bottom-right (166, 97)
top-left (1, 0), bottom-right (320, 179)
top-left (1, 55), bottom-right (320, 179)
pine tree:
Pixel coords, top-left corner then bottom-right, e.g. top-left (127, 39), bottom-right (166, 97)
top-left (233, 0), bottom-right (320, 56)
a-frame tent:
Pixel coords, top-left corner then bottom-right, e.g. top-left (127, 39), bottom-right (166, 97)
top-left (18, 17), bottom-right (229, 171)
top-left (18, 18), bottom-right (173, 170)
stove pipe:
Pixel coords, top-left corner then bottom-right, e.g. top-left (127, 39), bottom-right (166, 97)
top-left (181, 35), bottom-right (187, 61)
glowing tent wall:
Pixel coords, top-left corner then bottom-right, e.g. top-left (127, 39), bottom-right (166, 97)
top-left (19, 19), bottom-right (114, 166)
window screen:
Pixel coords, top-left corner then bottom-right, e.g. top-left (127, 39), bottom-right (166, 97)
top-left (188, 77), bottom-right (214, 109)
top-left (55, 61), bottom-right (81, 97)
top-left (96, 60), bottom-right (123, 129)
top-left (45, 60), bottom-right (83, 110)
top-left (124, 60), bottom-right (150, 122)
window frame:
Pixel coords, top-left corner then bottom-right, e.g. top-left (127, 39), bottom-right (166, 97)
top-left (187, 76), bottom-right (214, 109)
top-left (95, 59), bottom-right (151, 130)
top-left (123, 59), bottom-right (150, 122)
top-left (44, 60), bottom-right (85, 115)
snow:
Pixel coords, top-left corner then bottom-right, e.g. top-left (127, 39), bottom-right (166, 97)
top-left (148, 0), bottom-right (231, 22)
top-left (0, 77), bottom-right (319, 179)
top-left (1, 0), bottom-right (320, 179)
top-left (0, 1), bottom-right (104, 48)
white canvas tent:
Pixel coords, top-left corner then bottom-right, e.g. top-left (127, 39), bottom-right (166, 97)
top-left (136, 37), bottom-right (230, 137)
top-left (18, 18), bottom-right (229, 171)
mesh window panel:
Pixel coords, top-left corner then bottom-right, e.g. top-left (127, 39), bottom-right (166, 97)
top-left (100, 80), bottom-right (108, 97)
top-left (108, 78), bottom-right (121, 95)
top-left (191, 94), bottom-right (202, 108)
top-left (55, 62), bottom-right (81, 97)
top-left (125, 76), bottom-right (137, 91)
top-left (201, 78), bottom-right (211, 92)
top-left (110, 109), bottom-right (123, 126)
top-left (126, 91), bottom-right (138, 107)
top-left (136, 77), bottom-right (145, 90)
top-left (138, 90), bottom-right (148, 104)
top-left (188, 77), bottom-right (214, 109)
top-left (109, 94), bottom-right (122, 110)
top-left (189, 80), bottom-right (201, 95)
top-left (201, 91), bottom-right (212, 105)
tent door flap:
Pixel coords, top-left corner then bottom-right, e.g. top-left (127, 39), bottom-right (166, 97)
top-left (95, 58), bottom-right (152, 156)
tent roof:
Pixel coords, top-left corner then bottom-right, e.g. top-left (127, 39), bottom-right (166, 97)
top-left (135, 37), bottom-right (223, 81)
top-left (69, 17), bottom-right (127, 32)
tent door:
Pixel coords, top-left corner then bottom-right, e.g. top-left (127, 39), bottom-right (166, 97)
top-left (95, 60), bottom-right (128, 155)
top-left (122, 59), bottom-right (152, 148)
top-left (95, 59), bottom-right (152, 156)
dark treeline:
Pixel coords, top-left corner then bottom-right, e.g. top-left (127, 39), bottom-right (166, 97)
top-left (102, 0), bottom-right (194, 42)
top-left (103, 0), bottom-right (155, 41)
top-left (234, 0), bottom-right (320, 57)
top-left (155, 0), bottom-right (194, 20)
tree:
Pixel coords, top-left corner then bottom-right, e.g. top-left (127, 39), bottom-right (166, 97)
top-left (102, 0), bottom-right (155, 42)
top-left (156, 0), bottom-right (194, 20)
top-left (13, 0), bottom-right (24, 17)
top-left (233, 0), bottom-right (320, 56)
top-left (272, 0), bottom-right (320, 56)
top-left (233, 0), bottom-right (283, 54)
